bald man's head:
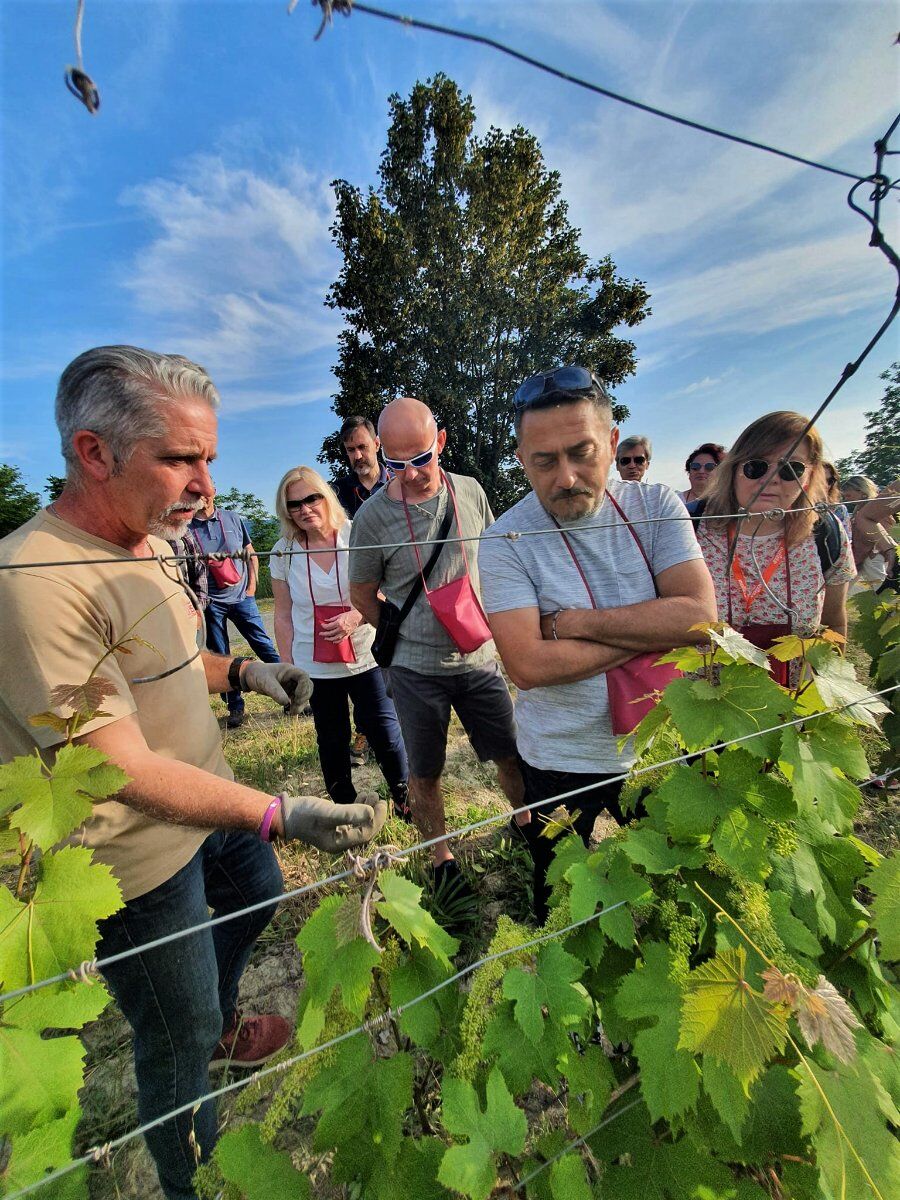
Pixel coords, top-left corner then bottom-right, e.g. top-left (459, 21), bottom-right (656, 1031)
top-left (378, 396), bottom-right (446, 499)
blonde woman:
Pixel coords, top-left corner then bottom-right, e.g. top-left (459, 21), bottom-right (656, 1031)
top-left (270, 467), bottom-right (410, 816)
top-left (691, 412), bottom-right (855, 683)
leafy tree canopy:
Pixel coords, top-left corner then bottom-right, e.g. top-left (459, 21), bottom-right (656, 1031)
top-left (834, 361), bottom-right (900, 485)
top-left (321, 74), bottom-right (651, 511)
top-left (0, 464), bottom-right (42, 537)
top-left (44, 475), bottom-right (66, 502)
top-left (214, 487), bottom-right (279, 550)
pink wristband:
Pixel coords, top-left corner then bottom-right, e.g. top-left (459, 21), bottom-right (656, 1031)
top-left (259, 796), bottom-right (281, 843)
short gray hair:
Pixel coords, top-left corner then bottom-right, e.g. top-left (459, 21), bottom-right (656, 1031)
top-left (55, 345), bottom-right (220, 475)
top-left (618, 434), bottom-right (652, 459)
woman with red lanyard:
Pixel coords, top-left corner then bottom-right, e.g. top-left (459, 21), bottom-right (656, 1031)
top-left (270, 467), bottom-right (410, 817)
top-left (692, 412), bottom-right (855, 686)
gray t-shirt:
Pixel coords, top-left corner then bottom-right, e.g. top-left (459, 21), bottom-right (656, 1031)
top-left (478, 480), bottom-right (704, 773)
top-left (349, 472), bottom-right (497, 675)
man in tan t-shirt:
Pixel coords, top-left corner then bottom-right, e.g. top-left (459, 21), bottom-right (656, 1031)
top-left (0, 346), bottom-right (386, 1200)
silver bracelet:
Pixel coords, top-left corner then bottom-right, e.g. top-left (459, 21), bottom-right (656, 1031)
top-left (550, 610), bottom-right (562, 641)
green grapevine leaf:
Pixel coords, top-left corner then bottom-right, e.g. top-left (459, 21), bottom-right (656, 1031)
top-left (8, 980), bottom-right (111, 1031)
top-left (482, 998), bottom-right (569, 1096)
top-left (550, 1154), bottom-right (592, 1200)
top-left (621, 827), bottom-right (706, 874)
top-left (565, 850), bottom-right (650, 947)
top-left (630, 695), bottom-right (677, 755)
top-left (865, 852), bottom-right (900, 961)
top-left (375, 870), bottom-right (459, 966)
top-left (215, 1124), bottom-right (310, 1198)
top-left (0, 848), bottom-right (122, 991)
top-left (502, 942), bottom-right (590, 1044)
top-left (294, 893), bottom-right (380, 1028)
top-left (657, 763), bottom-right (722, 840)
top-left (797, 1055), bottom-right (900, 1200)
top-left (701, 1057), bottom-right (749, 1144)
top-left (712, 807), bottom-right (770, 881)
top-left (558, 1041), bottom-right (614, 1136)
top-left (779, 727), bottom-right (862, 832)
top-left (388, 942), bottom-right (460, 1059)
top-left (679, 946), bottom-right (788, 1086)
top-left (0, 1023), bottom-right (85, 1131)
top-left (438, 1067), bottom-right (526, 1200)
top-left (3, 1107), bottom-right (86, 1198)
top-left (616, 942), bottom-right (700, 1121)
top-left (0, 746), bottom-right (129, 851)
top-left (663, 665), bottom-right (789, 759)
top-left (767, 890), bottom-right (821, 960)
top-left (805, 643), bottom-right (889, 727)
top-left (708, 624), bottom-right (771, 669)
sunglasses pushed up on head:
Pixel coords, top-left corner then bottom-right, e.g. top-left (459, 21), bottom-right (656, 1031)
top-left (513, 365), bottom-right (610, 412)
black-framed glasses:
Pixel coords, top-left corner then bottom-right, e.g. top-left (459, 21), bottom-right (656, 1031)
top-left (286, 492), bottom-right (325, 510)
top-left (741, 459), bottom-right (808, 482)
top-left (689, 461), bottom-right (717, 473)
top-left (618, 455), bottom-right (647, 466)
top-left (513, 365), bottom-right (607, 411)
top-left (382, 433), bottom-right (438, 473)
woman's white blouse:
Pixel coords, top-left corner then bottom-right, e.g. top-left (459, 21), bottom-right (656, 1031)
top-left (269, 520), bottom-right (376, 678)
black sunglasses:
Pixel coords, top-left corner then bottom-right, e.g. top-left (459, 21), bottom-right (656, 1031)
top-left (286, 492), bottom-right (325, 510)
top-left (689, 461), bottom-right (717, 473)
top-left (741, 459), bottom-right (808, 482)
top-left (618, 455), bottom-right (646, 466)
top-left (513, 365), bottom-right (608, 411)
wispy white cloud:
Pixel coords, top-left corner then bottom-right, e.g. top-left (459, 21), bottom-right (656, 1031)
top-left (668, 370), bottom-right (736, 398)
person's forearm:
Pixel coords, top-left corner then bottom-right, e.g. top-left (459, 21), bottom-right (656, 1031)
top-left (202, 651), bottom-right (235, 694)
top-left (504, 639), bottom-right (634, 690)
top-left (350, 582), bottom-right (382, 628)
top-left (555, 597), bottom-right (715, 652)
top-left (274, 616), bottom-right (294, 662)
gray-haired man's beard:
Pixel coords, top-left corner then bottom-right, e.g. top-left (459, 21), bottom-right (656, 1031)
top-left (149, 500), bottom-right (203, 541)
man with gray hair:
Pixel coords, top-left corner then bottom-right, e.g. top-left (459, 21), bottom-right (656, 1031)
top-left (616, 433), bottom-right (652, 482)
top-left (0, 346), bottom-right (386, 1200)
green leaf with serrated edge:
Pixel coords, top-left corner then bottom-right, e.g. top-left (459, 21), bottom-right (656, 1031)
top-left (482, 998), bottom-right (570, 1096)
top-left (712, 807), bottom-right (770, 881)
top-left (215, 1124), bottom-right (310, 1199)
top-left (0, 849), bottom-right (122, 992)
top-left (388, 942), bottom-right (458, 1057)
top-left (502, 941), bottom-right (590, 1044)
top-left (663, 665), bottom-right (790, 759)
top-left (708, 624), bottom-right (772, 669)
top-left (438, 1068), bottom-right (526, 1200)
top-left (630, 694), bottom-right (676, 755)
top-left (616, 943), bottom-right (700, 1121)
top-left (858, 1029), bottom-right (900, 1111)
top-left (770, 842), bottom-right (836, 942)
top-left (779, 727), bottom-right (861, 832)
top-left (768, 890), bottom-right (821, 959)
top-left (546, 833), bottom-right (590, 887)
top-left (294, 893), bottom-right (381, 1027)
top-left (0, 1023), bottom-right (85, 1131)
top-left (702, 1057), bottom-right (750, 1145)
top-left (1, 745), bottom-right (129, 851)
top-left (865, 853), bottom-right (900, 961)
top-left (558, 1041), bottom-right (614, 1136)
top-left (805, 642), bottom-right (889, 727)
top-left (4, 1107), bottom-right (87, 1198)
top-left (679, 946), bottom-right (788, 1087)
top-left (566, 850), bottom-right (649, 947)
top-left (621, 827), bottom-right (706, 874)
top-left (375, 870), bottom-right (459, 966)
top-left (550, 1154), bottom-right (592, 1200)
top-left (797, 1055), bottom-right (900, 1200)
top-left (8, 979), bottom-right (111, 1031)
top-left (658, 762), bottom-right (722, 841)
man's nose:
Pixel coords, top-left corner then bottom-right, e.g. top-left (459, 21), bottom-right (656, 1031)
top-left (189, 462), bottom-right (213, 497)
top-left (556, 462), bottom-right (579, 490)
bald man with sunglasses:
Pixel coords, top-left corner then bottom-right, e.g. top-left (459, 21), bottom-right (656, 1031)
top-left (348, 397), bottom-right (524, 909)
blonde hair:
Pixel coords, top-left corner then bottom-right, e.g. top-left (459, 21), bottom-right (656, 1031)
top-left (842, 475), bottom-right (878, 500)
top-left (701, 411), bottom-right (827, 546)
top-left (274, 466), bottom-right (347, 542)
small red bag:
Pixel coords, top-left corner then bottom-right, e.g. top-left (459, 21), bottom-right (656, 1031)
top-left (402, 472), bottom-right (492, 655)
top-left (208, 512), bottom-right (243, 588)
top-left (305, 533), bottom-right (357, 665)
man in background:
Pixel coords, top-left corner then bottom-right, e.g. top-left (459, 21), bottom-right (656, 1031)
top-left (615, 434), bottom-right (652, 482)
top-left (190, 488), bottom-right (281, 728)
top-left (333, 415), bottom-right (391, 516)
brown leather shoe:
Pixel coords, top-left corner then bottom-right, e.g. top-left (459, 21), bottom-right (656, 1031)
top-left (209, 1012), bottom-right (292, 1071)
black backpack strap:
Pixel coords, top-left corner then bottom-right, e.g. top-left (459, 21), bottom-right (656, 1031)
top-left (397, 504), bottom-right (455, 622)
top-left (687, 498), bottom-right (707, 526)
top-left (813, 510), bottom-right (843, 578)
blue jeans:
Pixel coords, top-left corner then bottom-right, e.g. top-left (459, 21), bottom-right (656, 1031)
top-left (204, 596), bottom-right (280, 715)
top-left (309, 667), bottom-right (408, 804)
top-left (96, 832), bottom-right (283, 1200)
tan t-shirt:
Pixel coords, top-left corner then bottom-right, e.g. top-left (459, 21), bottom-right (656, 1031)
top-left (0, 510), bottom-right (233, 900)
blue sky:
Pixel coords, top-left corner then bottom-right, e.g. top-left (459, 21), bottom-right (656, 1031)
top-left (2, 1), bottom-right (898, 507)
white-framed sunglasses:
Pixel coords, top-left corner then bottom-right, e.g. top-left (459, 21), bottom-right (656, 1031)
top-left (382, 433), bottom-right (438, 473)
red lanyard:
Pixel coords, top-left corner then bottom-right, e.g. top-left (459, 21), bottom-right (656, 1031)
top-left (304, 532), bottom-right (345, 604)
top-left (401, 472), bottom-right (470, 584)
top-left (727, 524), bottom-right (788, 619)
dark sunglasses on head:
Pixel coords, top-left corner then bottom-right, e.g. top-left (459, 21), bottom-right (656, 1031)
top-left (513, 365), bottom-right (607, 411)
top-left (618, 455), bottom-right (646, 466)
top-left (286, 492), bottom-right (325, 510)
top-left (741, 459), bottom-right (808, 482)
top-left (689, 461), bottom-right (717, 473)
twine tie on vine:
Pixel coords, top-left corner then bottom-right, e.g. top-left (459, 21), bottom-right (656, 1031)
top-left (66, 958), bottom-right (99, 985)
top-left (88, 1143), bottom-right (113, 1169)
top-left (287, 0), bottom-right (354, 41)
top-left (65, 0), bottom-right (100, 113)
top-left (346, 845), bottom-right (404, 952)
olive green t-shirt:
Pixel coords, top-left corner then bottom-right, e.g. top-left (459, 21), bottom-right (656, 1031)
top-left (0, 510), bottom-right (230, 900)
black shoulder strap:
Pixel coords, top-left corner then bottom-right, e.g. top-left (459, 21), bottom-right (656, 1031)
top-left (397, 503), bottom-right (455, 622)
top-left (687, 498), bottom-right (707, 525)
top-left (813, 510), bottom-right (842, 576)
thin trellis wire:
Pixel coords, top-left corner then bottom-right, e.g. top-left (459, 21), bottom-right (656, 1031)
top-left (1, 681), bottom-right (896, 1008)
top-left (514, 1096), bottom-right (644, 1192)
top-left (2, 900), bottom-right (632, 1200)
top-left (0, 497), bottom-right (877, 573)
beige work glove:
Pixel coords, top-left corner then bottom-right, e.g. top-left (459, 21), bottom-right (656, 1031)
top-left (241, 661), bottom-right (313, 713)
top-left (278, 790), bottom-right (387, 852)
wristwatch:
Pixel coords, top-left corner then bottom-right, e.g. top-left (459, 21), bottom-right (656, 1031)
top-left (228, 656), bottom-right (254, 692)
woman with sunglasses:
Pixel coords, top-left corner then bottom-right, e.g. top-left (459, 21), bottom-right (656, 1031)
top-left (270, 467), bottom-right (410, 817)
top-left (679, 442), bottom-right (725, 504)
top-left (691, 412), bottom-right (855, 682)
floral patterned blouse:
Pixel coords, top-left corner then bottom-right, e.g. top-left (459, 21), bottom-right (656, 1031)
top-left (697, 521), bottom-right (856, 637)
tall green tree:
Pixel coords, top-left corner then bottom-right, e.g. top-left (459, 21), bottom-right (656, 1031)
top-left (0, 464), bottom-right (42, 537)
top-left (322, 75), bottom-right (650, 511)
top-left (835, 362), bottom-right (900, 485)
top-left (45, 475), bottom-right (67, 502)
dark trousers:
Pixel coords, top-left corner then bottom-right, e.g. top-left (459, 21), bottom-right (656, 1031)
top-left (517, 758), bottom-right (646, 922)
top-left (309, 667), bottom-right (408, 805)
top-left (204, 597), bottom-right (280, 715)
top-left (97, 833), bottom-right (283, 1200)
